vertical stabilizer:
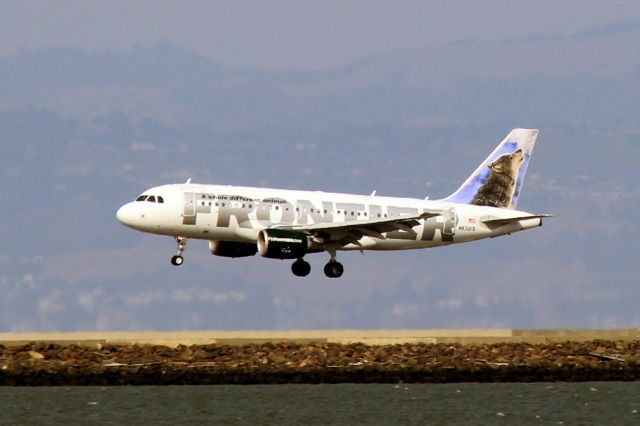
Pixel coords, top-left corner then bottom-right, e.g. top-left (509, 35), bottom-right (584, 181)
top-left (443, 129), bottom-right (539, 209)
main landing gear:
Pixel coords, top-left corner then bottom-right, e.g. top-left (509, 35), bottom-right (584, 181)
top-left (290, 258), bottom-right (344, 278)
top-left (171, 237), bottom-right (187, 266)
top-left (322, 245), bottom-right (343, 278)
top-left (289, 254), bottom-right (344, 278)
top-left (323, 260), bottom-right (344, 278)
top-left (291, 258), bottom-right (311, 277)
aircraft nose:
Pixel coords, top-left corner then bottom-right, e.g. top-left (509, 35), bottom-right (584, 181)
top-left (116, 203), bottom-right (140, 227)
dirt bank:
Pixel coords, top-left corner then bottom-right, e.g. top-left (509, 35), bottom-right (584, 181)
top-left (1, 340), bottom-right (639, 385)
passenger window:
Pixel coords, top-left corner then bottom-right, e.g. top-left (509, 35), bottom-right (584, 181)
top-left (147, 196), bottom-right (156, 203)
top-left (157, 196), bottom-right (164, 203)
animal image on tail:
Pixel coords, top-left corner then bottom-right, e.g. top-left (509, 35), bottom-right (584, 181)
top-left (471, 149), bottom-right (524, 208)
top-left (444, 128), bottom-right (537, 210)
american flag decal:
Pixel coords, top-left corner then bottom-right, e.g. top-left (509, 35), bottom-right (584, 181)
top-left (468, 218), bottom-right (476, 224)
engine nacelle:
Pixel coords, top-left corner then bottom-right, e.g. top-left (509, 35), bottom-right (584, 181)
top-left (209, 240), bottom-right (258, 258)
top-left (257, 229), bottom-right (309, 259)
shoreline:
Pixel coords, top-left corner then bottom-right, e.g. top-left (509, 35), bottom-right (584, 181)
top-left (2, 328), bottom-right (640, 347)
top-left (2, 339), bottom-right (639, 385)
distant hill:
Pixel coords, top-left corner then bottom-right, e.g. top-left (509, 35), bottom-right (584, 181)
top-left (2, 21), bottom-right (640, 129)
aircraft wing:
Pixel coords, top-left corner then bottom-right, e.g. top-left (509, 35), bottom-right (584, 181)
top-left (481, 214), bottom-right (553, 227)
top-left (271, 211), bottom-right (440, 246)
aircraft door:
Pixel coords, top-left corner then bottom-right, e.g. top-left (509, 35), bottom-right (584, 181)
top-left (183, 191), bottom-right (196, 217)
top-left (442, 208), bottom-right (457, 242)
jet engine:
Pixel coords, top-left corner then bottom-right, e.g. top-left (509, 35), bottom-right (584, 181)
top-left (257, 229), bottom-right (310, 259)
top-left (209, 240), bottom-right (258, 258)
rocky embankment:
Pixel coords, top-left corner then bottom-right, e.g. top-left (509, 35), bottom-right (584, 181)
top-left (1, 341), bottom-right (639, 385)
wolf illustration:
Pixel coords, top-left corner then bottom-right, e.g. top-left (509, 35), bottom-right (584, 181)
top-left (471, 149), bottom-right (524, 208)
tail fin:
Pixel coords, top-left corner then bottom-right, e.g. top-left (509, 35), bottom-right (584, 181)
top-left (443, 128), bottom-right (539, 209)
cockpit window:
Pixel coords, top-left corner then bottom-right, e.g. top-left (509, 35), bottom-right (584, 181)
top-left (135, 194), bottom-right (164, 203)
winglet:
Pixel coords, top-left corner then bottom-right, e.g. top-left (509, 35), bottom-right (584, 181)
top-left (185, 178), bottom-right (192, 184)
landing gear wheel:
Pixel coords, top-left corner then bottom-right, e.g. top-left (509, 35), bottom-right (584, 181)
top-left (171, 236), bottom-right (187, 266)
top-left (323, 261), bottom-right (344, 278)
top-left (291, 259), bottom-right (311, 277)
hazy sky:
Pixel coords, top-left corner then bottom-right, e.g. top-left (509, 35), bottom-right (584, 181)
top-left (3, 0), bottom-right (640, 69)
top-left (1, 1), bottom-right (639, 331)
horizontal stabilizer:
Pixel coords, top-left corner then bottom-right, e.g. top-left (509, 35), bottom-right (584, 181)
top-left (481, 214), bottom-right (553, 227)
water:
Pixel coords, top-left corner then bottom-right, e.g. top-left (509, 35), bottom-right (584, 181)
top-left (0, 383), bottom-right (638, 425)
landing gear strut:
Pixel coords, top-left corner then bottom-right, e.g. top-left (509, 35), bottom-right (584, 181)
top-left (291, 258), bottom-right (311, 277)
top-left (171, 237), bottom-right (187, 266)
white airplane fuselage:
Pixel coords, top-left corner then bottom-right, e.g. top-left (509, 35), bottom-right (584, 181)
top-left (117, 184), bottom-right (542, 250)
top-left (116, 128), bottom-right (549, 277)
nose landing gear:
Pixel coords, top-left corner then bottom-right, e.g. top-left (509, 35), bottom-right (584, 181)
top-left (171, 237), bottom-right (187, 266)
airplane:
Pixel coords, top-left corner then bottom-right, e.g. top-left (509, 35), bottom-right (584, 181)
top-left (116, 128), bottom-right (551, 278)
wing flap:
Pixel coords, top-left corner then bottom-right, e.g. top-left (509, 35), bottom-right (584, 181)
top-left (271, 211), bottom-right (440, 243)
